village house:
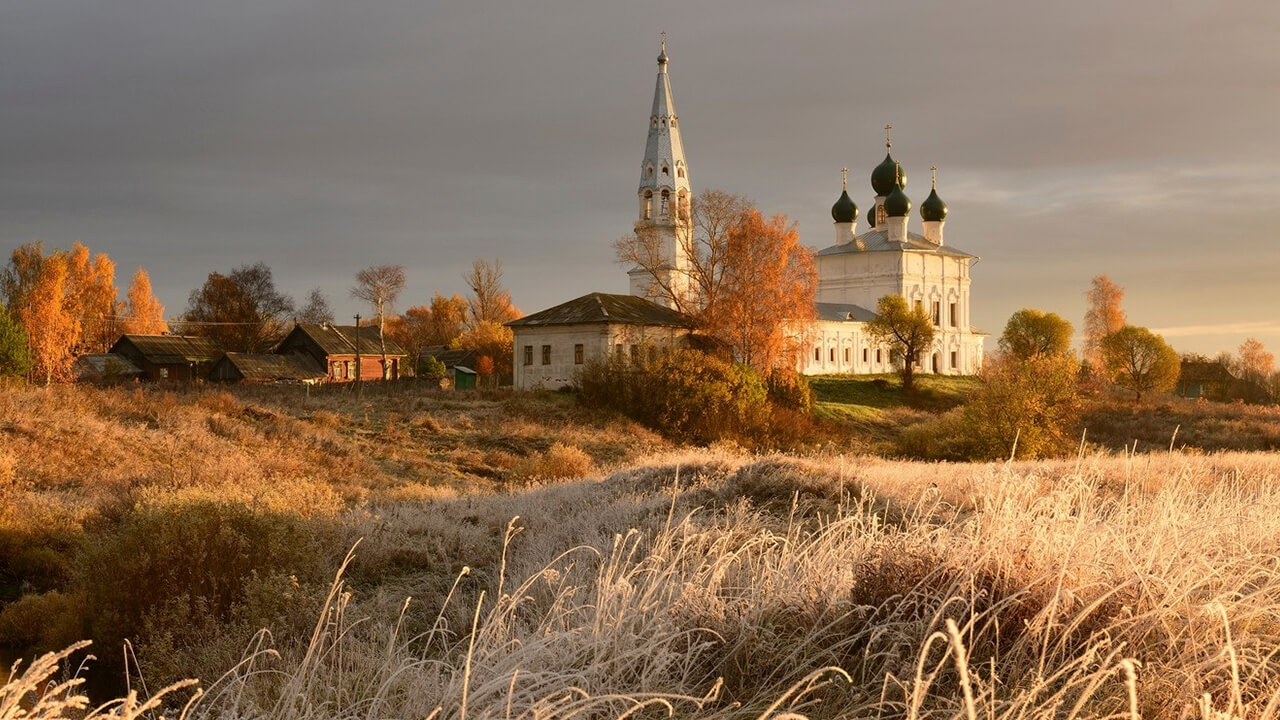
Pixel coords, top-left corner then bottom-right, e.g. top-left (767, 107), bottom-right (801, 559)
top-left (273, 322), bottom-right (408, 382)
top-left (507, 292), bottom-right (692, 390)
top-left (108, 334), bottom-right (221, 382)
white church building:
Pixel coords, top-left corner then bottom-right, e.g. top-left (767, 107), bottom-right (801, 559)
top-left (509, 41), bottom-right (984, 390)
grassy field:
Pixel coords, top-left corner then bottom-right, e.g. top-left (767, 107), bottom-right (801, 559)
top-left (3, 383), bottom-right (1280, 719)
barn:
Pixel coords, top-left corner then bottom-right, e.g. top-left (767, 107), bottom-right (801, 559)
top-left (108, 334), bottom-right (221, 382)
top-left (208, 353), bottom-right (326, 384)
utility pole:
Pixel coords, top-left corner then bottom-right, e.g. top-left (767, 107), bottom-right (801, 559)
top-left (353, 313), bottom-right (362, 396)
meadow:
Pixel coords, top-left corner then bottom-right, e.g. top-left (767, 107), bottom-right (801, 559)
top-left (2, 383), bottom-right (1280, 719)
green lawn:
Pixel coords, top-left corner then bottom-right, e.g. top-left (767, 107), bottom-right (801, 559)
top-left (809, 373), bottom-right (980, 411)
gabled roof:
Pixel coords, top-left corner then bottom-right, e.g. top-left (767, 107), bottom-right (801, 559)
top-left (284, 323), bottom-right (407, 357)
top-left (217, 353), bottom-right (326, 382)
top-left (816, 302), bottom-right (878, 323)
top-left (422, 346), bottom-right (478, 370)
top-left (112, 334), bottom-right (222, 363)
top-left (507, 293), bottom-right (692, 329)
top-left (73, 353), bottom-right (143, 378)
top-left (816, 229), bottom-right (976, 259)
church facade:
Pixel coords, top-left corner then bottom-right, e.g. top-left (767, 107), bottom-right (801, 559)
top-left (509, 41), bottom-right (984, 389)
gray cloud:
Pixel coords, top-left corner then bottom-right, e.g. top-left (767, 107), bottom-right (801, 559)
top-left (2, 0), bottom-right (1277, 354)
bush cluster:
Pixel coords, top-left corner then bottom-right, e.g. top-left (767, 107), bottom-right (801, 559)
top-left (577, 348), bottom-right (777, 446)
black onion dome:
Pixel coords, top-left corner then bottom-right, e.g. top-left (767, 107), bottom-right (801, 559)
top-left (871, 153), bottom-right (905, 195)
top-left (885, 185), bottom-right (911, 217)
top-left (921, 187), bottom-right (948, 222)
top-left (831, 189), bottom-right (858, 223)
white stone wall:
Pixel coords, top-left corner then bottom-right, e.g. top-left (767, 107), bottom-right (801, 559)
top-left (796, 319), bottom-right (984, 377)
top-left (512, 323), bottom-right (690, 390)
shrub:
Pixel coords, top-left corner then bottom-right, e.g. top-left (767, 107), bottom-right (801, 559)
top-left (958, 352), bottom-right (1084, 460)
top-left (766, 367), bottom-right (813, 412)
top-left (577, 348), bottom-right (771, 445)
top-left (420, 355), bottom-right (447, 382)
top-left (509, 443), bottom-right (594, 484)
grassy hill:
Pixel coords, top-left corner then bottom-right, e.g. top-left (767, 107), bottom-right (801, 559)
top-left (2, 384), bottom-right (1280, 718)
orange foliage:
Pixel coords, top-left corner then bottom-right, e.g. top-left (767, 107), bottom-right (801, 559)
top-left (702, 209), bottom-right (816, 371)
top-left (1237, 337), bottom-right (1274, 385)
top-left (20, 253), bottom-right (78, 384)
top-left (1082, 275), bottom-right (1126, 367)
top-left (124, 268), bottom-right (168, 335)
top-left (454, 320), bottom-right (513, 382)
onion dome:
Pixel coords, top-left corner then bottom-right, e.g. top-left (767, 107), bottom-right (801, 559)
top-left (884, 162), bottom-right (910, 217)
top-left (832, 189), bottom-right (858, 223)
top-left (871, 153), bottom-right (906, 196)
top-left (921, 187), bottom-right (948, 222)
top-left (657, 34), bottom-right (668, 64)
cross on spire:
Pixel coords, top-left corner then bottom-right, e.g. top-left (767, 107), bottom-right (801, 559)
top-left (931, 165), bottom-right (937, 189)
top-left (841, 166), bottom-right (848, 191)
top-left (661, 31), bottom-right (666, 53)
top-left (885, 124), bottom-right (892, 150)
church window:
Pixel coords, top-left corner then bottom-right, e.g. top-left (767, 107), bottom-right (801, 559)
top-left (862, 348), bottom-right (869, 364)
top-left (876, 349), bottom-right (882, 364)
top-left (574, 344), bottom-right (584, 364)
top-left (660, 190), bottom-right (669, 216)
top-left (932, 301), bottom-right (941, 326)
top-left (950, 350), bottom-right (958, 369)
top-left (662, 165), bottom-right (669, 175)
top-left (678, 166), bottom-right (684, 178)
top-left (523, 346), bottom-right (533, 366)
top-left (541, 345), bottom-right (551, 365)
top-left (829, 348), bottom-right (835, 363)
top-left (949, 302), bottom-right (957, 327)
top-left (647, 165), bottom-right (654, 177)
top-left (844, 348), bottom-right (850, 363)
top-left (814, 347), bottom-right (821, 363)
top-left (671, 118), bottom-right (677, 127)
top-left (643, 190), bottom-right (653, 220)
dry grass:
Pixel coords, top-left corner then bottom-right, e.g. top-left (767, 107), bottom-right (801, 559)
top-left (4, 385), bottom-right (1280, 718)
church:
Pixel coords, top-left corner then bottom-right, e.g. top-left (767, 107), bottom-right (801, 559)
top-left (509, 41), bottom-right (985, 390)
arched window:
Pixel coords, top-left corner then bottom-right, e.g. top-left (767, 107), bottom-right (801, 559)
top-left (660, 189), bottom-right (669, 216)
top-left (647, 165), bottom-right (654, 178)
top-left (677, 167), bottom-right (685, 178)
top-left (643, 190), bottom-right (653, 220)
top-left (662, 165), bottom-right (669, 176)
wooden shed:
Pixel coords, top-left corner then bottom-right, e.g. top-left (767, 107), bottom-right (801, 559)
top-left (108, 334), bottom-right (221, 382)
top-left (208, 353), bottom-right (326, 384)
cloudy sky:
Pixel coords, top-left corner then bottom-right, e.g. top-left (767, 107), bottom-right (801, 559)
top-left (3, 1), bottom-right (1278, 355)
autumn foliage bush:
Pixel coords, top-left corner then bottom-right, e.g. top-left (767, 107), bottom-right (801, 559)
top-left (577, 348), bottom-right (771, 446)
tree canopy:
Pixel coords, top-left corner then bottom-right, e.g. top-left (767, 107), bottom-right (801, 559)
top-left (123, 268), bottom-right (167, 336)
top-left (998, 308), bottom-right (1074, 359)
top-left (183, 263), bottom-right (294, 352)
top-left (866, 295), bottom-right (935, 393)
top-left (1100, 325), bottom-right (1179, 401)
top-left (352, 264), bottom-right (407, 373)
top-left (615, 189), bottom-right (816, 371)
top-left (1083, 275), bottom-right (1125, 367)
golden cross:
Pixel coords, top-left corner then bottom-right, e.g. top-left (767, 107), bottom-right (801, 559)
top-left (885, 123), bottom-right (892, 150)
top-left (661, 31), bottom-right (666, 53)
top-left (931, 165), bottom-right (937, 188)
top-left (841, 166), bottom-right (848, 190)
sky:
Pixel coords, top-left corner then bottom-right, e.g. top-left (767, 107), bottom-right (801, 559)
top-left (2, 1), bottom-right (1278, 356)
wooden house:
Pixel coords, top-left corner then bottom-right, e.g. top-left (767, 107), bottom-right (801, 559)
top-left (273, 323), bottom-right (408, 382)
top-left (208, 353), bottom-right (326, 384)
top-left (108, 334), bottom-right (221, 382)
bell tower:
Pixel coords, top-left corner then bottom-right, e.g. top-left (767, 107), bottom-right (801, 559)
top-left (629, 34), bottom-right (693, 309)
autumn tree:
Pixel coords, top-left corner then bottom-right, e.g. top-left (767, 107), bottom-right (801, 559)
top-left (183, 263), bottom-right (295, 352)
top-left (1100, 325), bottom-right (1179, 401)
top-left (351, 264), bottom-right (406, 378)
top-left (703, 210), bottom-right (816, 371)
top-left (387, 305), bottom-right (433, 374)
top-left (427, 292), bottom-right (469, 346)
top-left (867, 295), bottom-right (935, 393)
top-left (298, 288), bottom-right (334, 325)
top-left (1235, 337), bottom-right (1274, 387)
top-left (65, 242), bottom-right (121, 352)
top-left (998, 308), bottom-right (1074, 359)
top-left (615, 190), bottom-right (817, 372)
top-left (1082, 275), bottom-right (1126, 367)
top-left (123, 268), bottom-right (167, 335)
top-left (20, 253), bottom-right (79, 385)
top-left (0, 243), bottom-right (47, 319)
top-left (463, 259), bottom-right (519, 326)
top-left (453, 320), bottom-right (514, 384)
top-left (616, 189), bottom-right (751, 317)
top-left (0, 304), bottom-right (31, 379)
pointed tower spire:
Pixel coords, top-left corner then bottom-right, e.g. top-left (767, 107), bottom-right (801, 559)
top-left (630, 36), bottom-right (693, 308)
